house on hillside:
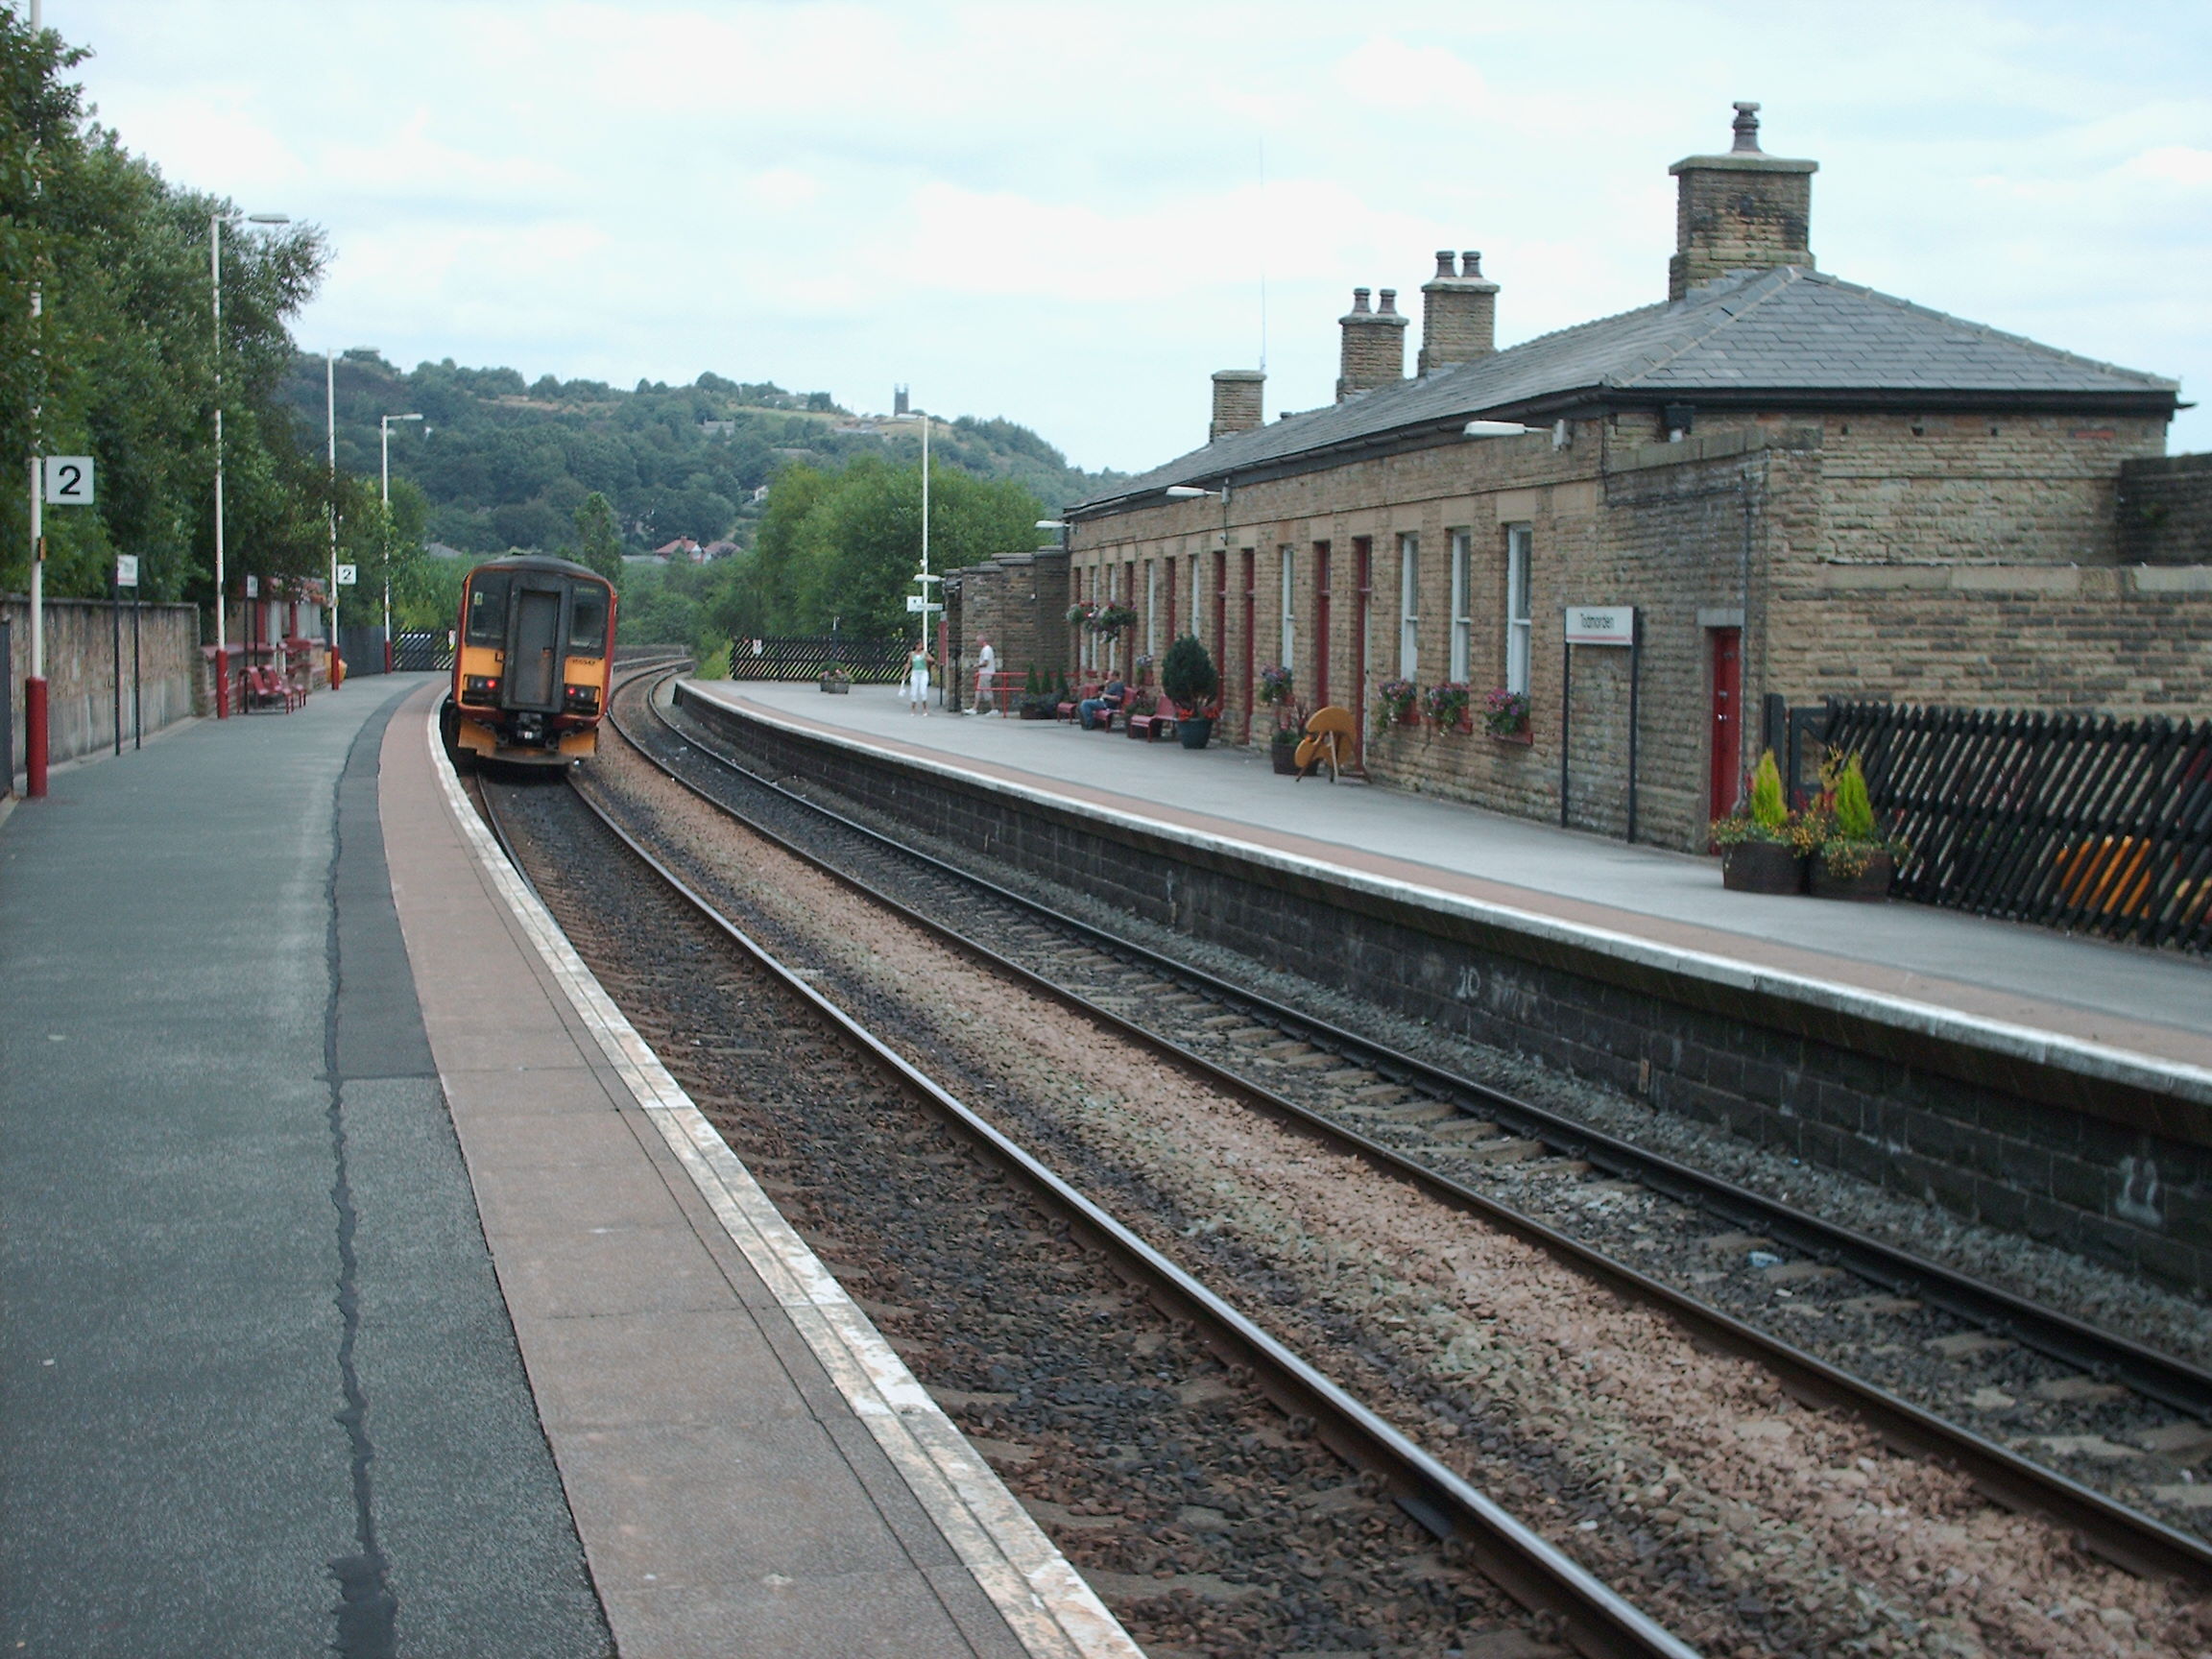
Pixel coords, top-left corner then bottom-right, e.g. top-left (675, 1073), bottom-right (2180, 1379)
top-left (972, 102), bottom-right (2205, 853)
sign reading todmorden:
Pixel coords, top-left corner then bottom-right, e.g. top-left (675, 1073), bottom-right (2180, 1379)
top-left (1564, 605), bottom-right (1634, 646)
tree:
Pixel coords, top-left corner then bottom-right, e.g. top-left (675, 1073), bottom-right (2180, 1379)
top-left (571, 491), bottom-right (622, 582)
top-left (0, 10), bottom-right (331, 607)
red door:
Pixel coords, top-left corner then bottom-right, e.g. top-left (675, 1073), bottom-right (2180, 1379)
top-left (1709, 627), bottom-right (1743, 821)
top-left (1239, 549), bottom-right (1256, 744)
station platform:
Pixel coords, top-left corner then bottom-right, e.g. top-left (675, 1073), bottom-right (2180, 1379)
top-left (0, 677), bottom-right (1132, 1659)
top-left (685, 679), bottom-right (2212, 1091)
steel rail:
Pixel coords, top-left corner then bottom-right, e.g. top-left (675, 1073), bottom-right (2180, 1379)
top-left (600, 667), bottom-right (2212, 1585)
top-left (481, 759), bottom-right (1703, 1659)
top-left (626, 673), bottom-right (2212, 1426)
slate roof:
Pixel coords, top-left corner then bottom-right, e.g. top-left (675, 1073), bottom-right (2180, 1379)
top-left (1071, 266), bottom-right (2178, 515)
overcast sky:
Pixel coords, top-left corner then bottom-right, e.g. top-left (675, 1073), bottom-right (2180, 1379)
top-left (52, 0), bottom-right (2212, 472)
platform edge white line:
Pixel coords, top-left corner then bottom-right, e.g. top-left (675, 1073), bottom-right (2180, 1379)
top-left (422, 703), bottom-right (1144, 1659)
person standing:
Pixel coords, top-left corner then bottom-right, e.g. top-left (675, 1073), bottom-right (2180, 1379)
top-left (972, 637), bottom-right (996, 715)
top-left (907, 641), bottom-right (933, 714)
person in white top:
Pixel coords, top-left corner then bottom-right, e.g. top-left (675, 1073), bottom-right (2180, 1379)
top-left (972, 637), bottom-right (996, 714)
top-left (907, 643), bottom-right (933, 713)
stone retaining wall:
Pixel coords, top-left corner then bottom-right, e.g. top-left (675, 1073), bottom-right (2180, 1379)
top-left (676, 685), bottom-right (2212, 1292)
top-left (1, 598), bottom-right (200, 785)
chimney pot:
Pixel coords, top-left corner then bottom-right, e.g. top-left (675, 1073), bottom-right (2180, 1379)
top-left (1209, 368), bottom-right (1265, 442)
top-left (1667, 103), bottom-right (1816, 301)
top-left (1337, 283), bottom-right (1408, 400)
top-left (1419, 248), bottom-right (1500, 376)
top-left (1731, 100), bottom-right (1763, 154)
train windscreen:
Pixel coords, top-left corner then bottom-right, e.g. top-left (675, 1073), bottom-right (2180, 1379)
top-left (466, 572), bottom-right (512, 645)
top-left (568, 588), bottom-right (609, 654)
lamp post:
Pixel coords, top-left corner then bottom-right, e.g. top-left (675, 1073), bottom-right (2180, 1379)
top-left (211, 208), bottom-right (289, 717)
top-left (890, 405), bottom-right (939, 697)
top-left (326, 348), bottom-right (339, 686)
top-left (379, 412), bottom-right (422, 669)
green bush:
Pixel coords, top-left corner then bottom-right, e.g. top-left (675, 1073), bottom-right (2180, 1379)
top-left (1750, 750), bottom-right (1788, 830)
top-left (1159, 635), bottom-right (1218, 713)
top-left (1833, 753), bottom-right (1876, 841)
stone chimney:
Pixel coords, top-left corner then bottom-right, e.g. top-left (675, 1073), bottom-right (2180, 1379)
top-left (1667, 102), bottom-right (1817, 301)
top-left (1210, 369), bottom-right (1264, 441)
top-left (1336, 287), bottom-right (1408, 401)
top-left (1418, 251), bottom-right (1498, 375)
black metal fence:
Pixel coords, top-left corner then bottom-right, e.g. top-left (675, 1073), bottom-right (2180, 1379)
top-left (727, 636), bottom-right (907, 684)
top-left (1820, 700), bottom-right (2212, 952)
top-left (394, 630), bottom-right (454, 672)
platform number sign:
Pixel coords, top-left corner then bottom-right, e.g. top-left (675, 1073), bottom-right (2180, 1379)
top-left (43, 456), bottom-right (94, 506)
top-left (336, 564), bottom-right (358, 587)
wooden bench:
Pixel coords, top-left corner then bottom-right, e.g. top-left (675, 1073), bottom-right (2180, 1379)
top-left (243, 664), bottom-right (305, 713)
top-left (1125, 709), bottom-right (1177, 741)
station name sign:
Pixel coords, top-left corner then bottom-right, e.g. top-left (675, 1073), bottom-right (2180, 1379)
top-left (1563, 605), bottom-right (1635, 646)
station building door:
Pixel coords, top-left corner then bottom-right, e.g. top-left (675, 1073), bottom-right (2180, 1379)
top-left (1708, 626), bottom-right (1743, 821)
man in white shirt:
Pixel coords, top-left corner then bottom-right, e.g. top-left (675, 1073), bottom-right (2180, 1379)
top-left (972, 637), bottom-right (997, 715)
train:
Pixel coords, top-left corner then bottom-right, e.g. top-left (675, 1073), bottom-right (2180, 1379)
top-left (440, 555), bottom-right (618, 766)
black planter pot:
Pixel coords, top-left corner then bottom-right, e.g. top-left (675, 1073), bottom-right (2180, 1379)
top-left (1811, 849), bottom-right (1894, 902)
top-left (1271, 742), bottom-right (1301, 775)
top-left (1720, 840), bottom-right (1804, 895)
top-left (1177, 716), bottom-right (1213, 750)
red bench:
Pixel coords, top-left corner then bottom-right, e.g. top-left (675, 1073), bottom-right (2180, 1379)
top-left (244, 664), bottom-right (304, 713)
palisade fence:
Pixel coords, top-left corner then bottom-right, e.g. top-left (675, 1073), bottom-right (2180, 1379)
top-left (394, 630), bottom-right (454, 672)
top-left (726, 636), bottom-right (907, 685)
top-left (1820, 700), bottom-right (2212, 953)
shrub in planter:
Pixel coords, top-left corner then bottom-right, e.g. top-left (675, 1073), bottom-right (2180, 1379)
top-left (1807, 752), bottom-right (1908, 902)
top-left (1270, 724), bottom-right (1304, 775)
top-left (1423, 681), bottom-right (1473, 732)
top-left (1483, 687), bottom-right (1530, 739)
top-left (1159, 635), bottom-right (1220, 718)
top-left (1711, 750), bottom-right (1804, 892)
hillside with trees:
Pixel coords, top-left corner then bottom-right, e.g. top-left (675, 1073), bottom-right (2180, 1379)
top-left (281, 351), bottom-right (1118, 559)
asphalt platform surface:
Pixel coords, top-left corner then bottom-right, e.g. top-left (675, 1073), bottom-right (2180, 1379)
top-left (0, 677), bottom-right (607, 1657)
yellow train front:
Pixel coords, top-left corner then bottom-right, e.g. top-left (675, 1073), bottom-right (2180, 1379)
top-left (443, 556), bottom-right (617, 765)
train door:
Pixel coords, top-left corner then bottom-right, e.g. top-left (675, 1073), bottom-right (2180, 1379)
top-left (509, 581), bottom-right (567, 710)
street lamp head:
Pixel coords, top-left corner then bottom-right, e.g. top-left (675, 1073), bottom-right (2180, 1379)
top-left (1035, 519), bottom-right (1068, 530)
top-left (1163, 485), bottom-right (1223, 500)
top-left (246, 212), bottom-right (291, 226)
top-left (1464, 420), bottom-right (1535, 438)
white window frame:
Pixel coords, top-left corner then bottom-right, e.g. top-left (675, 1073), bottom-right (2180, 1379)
top-left (1448, 528), bottom-right (1472, 683)
top-left (1397, 532), bottom-right (1420, 680)
top-left (1278, 544), bottom-right (1296, 670)
top-left (1505, 523), bottom-right (1532, 695)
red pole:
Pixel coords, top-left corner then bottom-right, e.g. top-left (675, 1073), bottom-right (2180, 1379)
top-left (214, 647), bottom-right (230, 719)
top-left (25, 675), bottom-right (47, 797)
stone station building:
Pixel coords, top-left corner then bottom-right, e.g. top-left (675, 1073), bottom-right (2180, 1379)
top-left (956, 105), bottom-right (2207, 853)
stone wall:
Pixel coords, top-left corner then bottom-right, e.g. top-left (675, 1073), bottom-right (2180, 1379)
top-left (1, 598), bottom-right (200, 787)
top-left (946, 549), bottom-right (1068, 708)
top-left (676, 686), bottom-right (2212, 1293)
top-left (2118, 452), bottom-right (2212, 565)
top-left (1070, 409), bottom-right (2183, 851)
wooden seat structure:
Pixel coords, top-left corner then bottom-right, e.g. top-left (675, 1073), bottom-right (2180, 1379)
top-left (1293, 705), bottom-right (1362, 782)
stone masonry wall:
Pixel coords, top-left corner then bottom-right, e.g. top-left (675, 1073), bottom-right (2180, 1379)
top-left (947, 551), bottom-right (1068, 708)
top-left (2118, 452), bottom-right (2212, 566)
top-left (675, 686), bottom-right (2212, 1293)
top-left (1071, 408), bottom-right (2176, 851)
top-left (2, 598), bottom-right (199, 787)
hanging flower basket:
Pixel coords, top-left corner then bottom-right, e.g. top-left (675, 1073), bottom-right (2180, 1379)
top-left (1375, 679), bottom-right (1418, 732)
top-left (1482, 687), bottom-right (1530, 740)
top-left (1257, 663), bottom-right (1295, 708)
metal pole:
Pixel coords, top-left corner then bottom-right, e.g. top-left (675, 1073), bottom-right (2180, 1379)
top-left (212, 212), bottom-right (228, 717)
top-left (380, 416), bottom-right (391, 663)
top-left (1626, 625), bottom-right (1641, 844)
top-left (326, 347), bottom-right (338, 685)
top-left (132, 596), bottom-right (140, 750)
top-left (24, 0), bottom-right (44, 791)
top-left (1559, 638), bottom-right (1572, 829)
top-left (112, 570), bottom-right (121, 757)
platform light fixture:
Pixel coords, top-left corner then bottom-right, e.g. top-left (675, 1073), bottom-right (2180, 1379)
top-left (1464, 421), bottom-right (1536, 438)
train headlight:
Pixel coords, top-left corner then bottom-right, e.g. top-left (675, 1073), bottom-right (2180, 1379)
top-left (463, 674), bottom-right (501, 706)
top-left (563, 684), bottom-right (600, 713)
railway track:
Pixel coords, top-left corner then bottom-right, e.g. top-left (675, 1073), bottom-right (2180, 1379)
top-left (467, 664), bottom-right (2212, 1653)
top-left (612, 673), bottom-right (2212, 1571)
top-left (475, 764), bottom-right (1692, 1659)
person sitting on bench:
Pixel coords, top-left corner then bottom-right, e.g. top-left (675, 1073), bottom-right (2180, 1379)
top-left (1079, 677), bottom-right (1127, 730)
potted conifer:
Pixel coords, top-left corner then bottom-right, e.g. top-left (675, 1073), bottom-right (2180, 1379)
top-left (1711, 750), bottom-right (1802, 894)
top-left (1159, 635), bottom-right (1220, 749)
top-left (1810, 752), bottom-right (1907, 902)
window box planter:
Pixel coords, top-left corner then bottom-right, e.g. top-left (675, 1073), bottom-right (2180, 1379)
top-left (1721, 840), bottom-right (1804, 894)
top-left (819, 672), bottom-right (852, 694)
top-left (1487, 726), bottom-right (1532, 746)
